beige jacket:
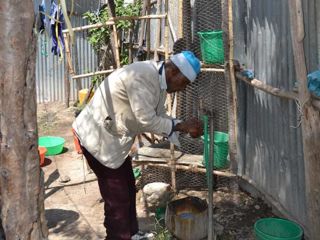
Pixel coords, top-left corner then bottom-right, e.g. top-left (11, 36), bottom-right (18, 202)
top-left (72, 61), bottom-right (172, 169)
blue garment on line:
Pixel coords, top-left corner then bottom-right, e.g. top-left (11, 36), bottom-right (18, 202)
top-left (50, 0), bottom-right (65, 56)
top-left (307, 70), bottom-right (320, 97)
top-left (38, 0), bottom-right (46, 33)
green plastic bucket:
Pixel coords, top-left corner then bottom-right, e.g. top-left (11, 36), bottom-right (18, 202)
top-left (202, 131), bottom-right (229, 169)
top-left (198, 30), bottom-right (224, 64)
top-left (254, 218), bottom-right (303, 240)
top-left (38, 136), bottom-right (65, 156)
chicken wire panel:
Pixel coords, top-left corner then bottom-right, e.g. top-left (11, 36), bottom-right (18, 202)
top-left (136, 166), bottom-right (208, 191)
top-left (177, 71), bottom-right (228, 154)
top-left (173, 0), bottom-right (227, 155)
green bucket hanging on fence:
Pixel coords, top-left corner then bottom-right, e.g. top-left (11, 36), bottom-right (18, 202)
top-left (202, 131), bottom-right (229, 169)
top-left (198, 30), bottom-right (225, 64)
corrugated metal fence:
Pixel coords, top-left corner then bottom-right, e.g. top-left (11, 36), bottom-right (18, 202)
top-left (234, 0), bottom-right (319, 230)
top-left (35, 0), bottom-right (99, 103)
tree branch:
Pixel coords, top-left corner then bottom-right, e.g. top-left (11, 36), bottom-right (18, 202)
top-left (235, 72), bottom-right (298, 100)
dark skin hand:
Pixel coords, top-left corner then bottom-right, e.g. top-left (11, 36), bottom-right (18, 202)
top-left (173, 118), bottom-right (204, 138)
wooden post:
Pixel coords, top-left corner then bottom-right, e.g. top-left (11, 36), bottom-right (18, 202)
top-left (63, 33), bottom-right (74, 75)
top-left (178, 0), bottom-right (183, 38)
top-left (71, 39), bottom-right (82, 99)
top-left (153, 0), bottom-right (162, 61)
top-left (107, 0), bottom-right (119, 68)
top-left (63, 33), bottom-right (72, 108)
top-left (228, 0), bottom-right (238, 173)
top-left (138, 0), bottom-right (148, 47)
top-left (146, 0), bottom-right (151, 59)
top-left (112, 24), bottom-right (121, 68)
top-left (289, 1), bottom-right (320, 238)
top-left (64, 60), bottom-right (70, 108)
top-left (128, 21), bottom-right (134, 64)
top-left (164, 0), bottom-right (169, 60)
top-left (163, 0), bottom-right (176, 193)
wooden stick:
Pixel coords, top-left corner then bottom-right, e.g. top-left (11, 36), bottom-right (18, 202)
top-left (167, 15), bottom-right (177, 42)
top-left (178, 0), bottom-right (183, 38)
top-left (71, 69), bottom-right (114, 80)
top-left (138, 1), bottom-right (148, 47)
top-left (235, 72), bottom-right (298, 100)
top-left (133, 161), bottom-right (237, 178)
top-left (201, 68), bottom-right (225, 73)
top-left (62, 14), bottom-right (167, 33)
top-left (289, 1), bottom-right (320, 238)
top-left (128, 22), bottom-right (134, 64)
top-left (153, 0), bottom-right (162, 61)
top-left (164, 3), bottom-right (169, 60)
top-left (112, 24), bottom-right (121, 68)
top-left (146, 0), bottom-right (151, 59)
top-left (63, 33), bottom-right (74, 75)
top-left (64, 58), bottom-right (70, 108)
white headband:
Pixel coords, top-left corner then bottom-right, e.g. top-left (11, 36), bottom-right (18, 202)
top-left (170, 54), bottom-right (197, 82)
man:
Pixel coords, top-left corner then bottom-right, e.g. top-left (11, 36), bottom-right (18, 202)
top-left (73, 51), bottom-right (203, 240)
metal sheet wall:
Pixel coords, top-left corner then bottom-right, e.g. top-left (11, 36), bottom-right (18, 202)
top-left (35, 0), bottom-right (99, 103)
top-left (233, 0), bottom-right (319, 228)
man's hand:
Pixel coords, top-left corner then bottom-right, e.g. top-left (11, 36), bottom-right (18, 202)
top-left (174, 118), bottom-right (203, 138)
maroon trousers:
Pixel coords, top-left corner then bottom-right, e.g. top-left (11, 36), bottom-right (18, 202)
top-left (81, 146), bottom-right (138, 240)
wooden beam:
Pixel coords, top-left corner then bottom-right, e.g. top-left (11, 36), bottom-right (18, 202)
top-left (201, 68), bottom-right (225, 73)
top-left (62, 14), bottom-right (167, 33)
top-left (289, 1), bottom-right (320, 238)
top-left (71, 69), bottom-right (114, 80)
top-left (235, 72), bottom-right (298, 100)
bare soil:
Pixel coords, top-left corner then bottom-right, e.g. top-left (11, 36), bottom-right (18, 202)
top-left (38, 102), bottom-right (275, 240)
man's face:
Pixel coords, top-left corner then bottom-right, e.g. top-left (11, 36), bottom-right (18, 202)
top-left (165, 62), bottom-right (191, 93)
top-left (166, 72), bottom-right (190, 93)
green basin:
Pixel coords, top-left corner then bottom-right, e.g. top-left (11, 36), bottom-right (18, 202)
top-left (38, 136), bottom-right (65, 156)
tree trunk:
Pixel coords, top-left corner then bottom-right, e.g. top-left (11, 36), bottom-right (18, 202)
top-left (289, 0), bottom-right (320, 238)
top-left (0, 1), bottom-right (48, 239)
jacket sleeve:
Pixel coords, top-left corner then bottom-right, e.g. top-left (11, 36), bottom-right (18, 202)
top-left (122, 71), bottom-right (173, 136)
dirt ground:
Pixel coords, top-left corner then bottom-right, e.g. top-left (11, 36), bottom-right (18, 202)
top-left (38, 102), bottom-right (275, 240)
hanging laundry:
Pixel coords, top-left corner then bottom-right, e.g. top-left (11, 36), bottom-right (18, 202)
top-left (38, 0), bottom-right (46, 33)
top-left (50, 0), bottom-right (65, 57)
top-left (35, 0), bottom-right (47, 34)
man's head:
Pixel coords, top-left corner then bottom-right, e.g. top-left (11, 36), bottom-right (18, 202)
top-left (165, 51), bottom-right (201, 93)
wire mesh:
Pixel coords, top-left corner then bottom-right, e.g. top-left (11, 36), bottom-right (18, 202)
top-left (174, 0), bottom-right (228, 155)
top-left (136, 165), bottom-right (209, 191)
top-left (133, 0), bottom-right (229, 192)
